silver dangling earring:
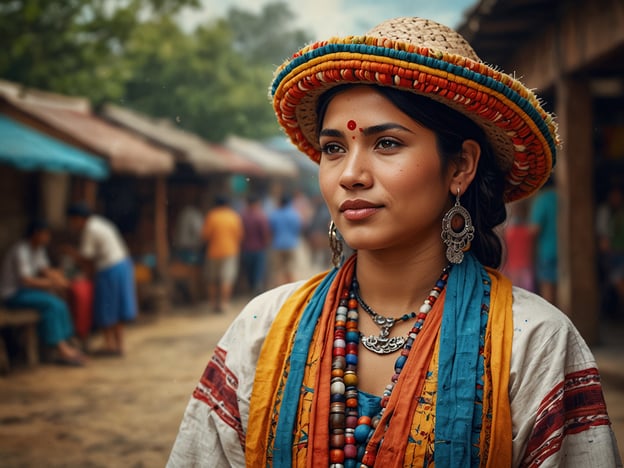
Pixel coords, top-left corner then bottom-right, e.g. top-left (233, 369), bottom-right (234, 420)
top-left (328, 220), bottom-right (344, 268)
top-left (441, 188), bottom-right (474, 264)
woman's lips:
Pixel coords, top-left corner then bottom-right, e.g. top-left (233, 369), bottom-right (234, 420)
top-left (339, 200), bottom-right (382, 221)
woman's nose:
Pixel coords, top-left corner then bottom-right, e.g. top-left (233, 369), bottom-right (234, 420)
top-left (339, 148), bottom-right (373, 190)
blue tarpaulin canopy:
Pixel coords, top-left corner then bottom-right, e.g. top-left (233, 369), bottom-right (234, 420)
top-left (0, 114), bottom-right (109, 180)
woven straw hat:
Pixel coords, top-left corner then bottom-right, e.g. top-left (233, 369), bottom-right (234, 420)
top-left (270, 17), bottom-right (559, 202)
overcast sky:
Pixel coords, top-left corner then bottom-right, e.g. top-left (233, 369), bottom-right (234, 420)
top-left (176, 0), bottom-right (477, 41)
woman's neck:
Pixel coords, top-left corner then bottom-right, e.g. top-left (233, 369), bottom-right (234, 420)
top-left (354, 247), bottom-right (449, 314)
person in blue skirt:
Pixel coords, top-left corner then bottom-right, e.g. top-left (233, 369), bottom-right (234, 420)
top-left (66, 203), bottom-right (137, 356)
top-left (0, 219), bottom-right (85, 366)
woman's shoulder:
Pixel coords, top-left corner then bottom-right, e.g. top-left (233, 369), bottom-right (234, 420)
top-left (509, 286), bottom-right (596, 369)
top-left (511, 286), bottom-right (567, 327)
top-left (211, 280), bottom-right (310, 385)
top-left (219, 280), bottom-right (308, 347)
top-left (241, 280), bottom-right (308, 321)
top-left (511, 286), bottom-right (578, 340)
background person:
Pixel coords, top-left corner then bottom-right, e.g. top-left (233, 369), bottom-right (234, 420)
top-left (168, 16), bottom-right (620, 467)
top-left (501, 199), bottom-right (536, 292)
top-left (170, 187), bottom-right (205, 304)
top-left (596, 184), bottom-right (624, 318)
top-left (268, 193), bottom-right (302, 286)
top-left (529, 176), bottom-right (558, 305)
top-left (66, 203), bottom-right (137, 356)
top-left (172, 186), bottom-right (204, 266)
top-left (201, 194), bottom-right (243, 312)
top-left (0, 219), bottom-right (85, 366)
top-left (305, 193), bottom-right (333, 271)
top-left (240, 193), bottom-right (271, 295)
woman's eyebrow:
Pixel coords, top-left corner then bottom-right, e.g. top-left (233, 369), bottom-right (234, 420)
top-left (319, 128), bottom-right (344, 138)
top-left (362, 123), bottom-right (415, 136)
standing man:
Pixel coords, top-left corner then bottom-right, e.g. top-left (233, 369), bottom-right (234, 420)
top-left (268, 193), bottom-right (302, 286)
top-left (172, 186), bottom-right (204, 266)
top-left (240, 193), bottom-right (271, 295)
top-left (201, 195), bottom-right (243, 312)
top-left (66, 203), bottom-right (137, 356)
top-left (0, 219), bottom-right (85, 365)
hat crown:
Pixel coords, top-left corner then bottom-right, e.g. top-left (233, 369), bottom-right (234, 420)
top-left (366, 17), bottom-right (481, 62)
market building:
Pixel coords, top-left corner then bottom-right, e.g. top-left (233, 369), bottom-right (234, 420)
top-left (458, 0), bottom-right (624, 343)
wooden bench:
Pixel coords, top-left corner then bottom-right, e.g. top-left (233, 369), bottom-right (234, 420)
top-left (0, 308), bottom-right (40, 374)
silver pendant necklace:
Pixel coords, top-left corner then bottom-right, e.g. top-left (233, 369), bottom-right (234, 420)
top-left (352, 280), bottom-right (416, 355)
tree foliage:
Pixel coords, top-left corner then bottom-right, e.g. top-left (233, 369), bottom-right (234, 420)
top-left (0, 0), bottom-right (311, 141)
top-left (0, 0), bottom-right (198, 101)
top-left (226, 3), bottom-right (310, 66)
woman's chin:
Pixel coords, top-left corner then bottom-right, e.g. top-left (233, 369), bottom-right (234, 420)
top-left (341, 236), bottom-right (381, 252)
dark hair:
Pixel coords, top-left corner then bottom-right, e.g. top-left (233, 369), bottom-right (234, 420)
top-left (67, 202), bottom-right (92, 218)
top-left (25, 219), bottom-right (49, 238)
top-left (317, 84), bottom-right (507, 268)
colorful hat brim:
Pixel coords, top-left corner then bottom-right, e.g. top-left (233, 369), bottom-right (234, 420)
top-left (271, 37), bottom-right (559, 202)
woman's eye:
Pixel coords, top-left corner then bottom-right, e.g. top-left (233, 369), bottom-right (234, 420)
top-left (376, 138), bottom-right (401, 150)
top-left (320, 142), bottom-right (344, 155)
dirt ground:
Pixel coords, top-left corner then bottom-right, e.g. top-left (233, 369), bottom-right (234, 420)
top-left (1, 288), bottom-right (622, 466)
top-left (0, 299), bottom-right (247, 468)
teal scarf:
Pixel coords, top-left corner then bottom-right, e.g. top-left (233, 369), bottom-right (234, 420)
top-left (435, 252), bottom-right (491, 466)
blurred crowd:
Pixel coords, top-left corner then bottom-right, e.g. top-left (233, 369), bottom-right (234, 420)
top-left (502, 177), bottom-right (624, 319)
top-left (0, 184), bottom-right (335, 371)
top-left (5, 177), bottom-right (621, 372)
top-left (168, 188), bottom-right (333, 312)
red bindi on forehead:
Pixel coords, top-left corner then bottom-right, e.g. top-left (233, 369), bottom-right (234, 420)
top-left (347, 120), bottom-right (357, 131)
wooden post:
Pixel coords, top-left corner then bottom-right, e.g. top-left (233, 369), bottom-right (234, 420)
top-left (154, 175), bottom-right (169, 282)
top-left (83, 179), bottom-right (98, 208)
top-left (40, 172), bottom-right (69, 230)
top-left (555, 77), bottom-right (599, 344)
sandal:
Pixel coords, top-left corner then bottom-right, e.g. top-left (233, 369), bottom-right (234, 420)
top-left (55, 355), bottom-right (86, 367)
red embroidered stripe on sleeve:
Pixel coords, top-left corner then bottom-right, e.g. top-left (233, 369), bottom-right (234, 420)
top-left (192, 346), bottom-right (245, 446)
top-left (521, 367), bottom-right (611, 467)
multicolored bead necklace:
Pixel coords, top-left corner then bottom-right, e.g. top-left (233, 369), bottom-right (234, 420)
top-left (329, 264), bottom-right (451, 468)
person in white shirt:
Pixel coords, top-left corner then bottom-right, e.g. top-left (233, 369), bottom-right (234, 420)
top-left (0, 220), bottom-right (85, 365)
top-left (172, 186), bottom-right (204, 266)
top-left (66, 203), bottom-right (137, 356)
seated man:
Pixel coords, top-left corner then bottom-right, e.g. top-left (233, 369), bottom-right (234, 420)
top-left (0, 219), bottom-right (85, 366)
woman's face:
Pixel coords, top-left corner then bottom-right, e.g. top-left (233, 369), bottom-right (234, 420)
top-left (318, 86), bottom-right (454, 255)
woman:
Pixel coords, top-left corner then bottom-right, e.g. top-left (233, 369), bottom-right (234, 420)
top-left (168, 17), bottom-right (621, 467)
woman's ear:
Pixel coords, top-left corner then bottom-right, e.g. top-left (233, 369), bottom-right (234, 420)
top-left (449, 139), bottom-right (481, 194)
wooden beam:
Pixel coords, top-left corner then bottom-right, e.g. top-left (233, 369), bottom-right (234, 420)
top-left (510, 0), bottom-right (624, 90)
top-left (555, 77), bottom-right (599, 344)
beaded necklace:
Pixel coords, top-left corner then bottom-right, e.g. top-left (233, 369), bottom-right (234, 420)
top-left (329, 265), bottom-right (451, 468)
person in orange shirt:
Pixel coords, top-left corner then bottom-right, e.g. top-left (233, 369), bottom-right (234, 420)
top-left (201, 195), bottom-right (244, 312)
